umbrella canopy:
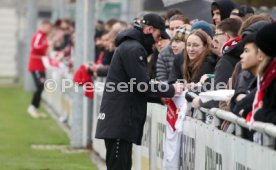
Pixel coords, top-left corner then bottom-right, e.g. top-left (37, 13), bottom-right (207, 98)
top-left (143, 0), bottom-right (213, 23)
top-left (164, 0), bottom-right (213, 23)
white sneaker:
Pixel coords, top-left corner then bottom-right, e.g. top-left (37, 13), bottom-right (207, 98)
top-left (27, 105), bottom-right (40, 118)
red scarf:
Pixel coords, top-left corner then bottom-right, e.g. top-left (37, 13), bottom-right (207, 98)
top-left (222, 37), bottom-right (241, 55)
top-left (167, 99), bottom-right (178, 131)
top-left (73, 65), bottom-right (94, 99)
top-left (96, 51), bottom-right (105, 64)
top-left (246, 59), bottom-right (276, 123)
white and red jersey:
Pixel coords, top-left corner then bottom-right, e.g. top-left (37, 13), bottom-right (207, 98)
top-left (28, 30), bottom-right (49, 72)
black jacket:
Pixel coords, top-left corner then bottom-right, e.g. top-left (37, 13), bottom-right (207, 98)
top-left (95, 28), bottom-right (175, 145)
top-left (168, 53), bottom-right (184, 84)
top-left (167, 53), bottom-right (217, 103)
top-left (147, 48), bottom-right (159, 79)
top-left (97, 65), bottom-right (109, 77)
top-left (102, 50), bottom-right (114, 65)
top-left (191, 54), bottom-right (218, 83)
top-left (230, 71), bottom-right (257, 118)
top-left (199, 43), bottom-right (242, 109)
top-left (168, 53), bottom-right (217, 84)
top-left (214, 41), bottom-right (243, 89)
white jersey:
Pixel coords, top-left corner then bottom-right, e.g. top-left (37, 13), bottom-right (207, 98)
top-left (163, 121), bottom-right (181, 170)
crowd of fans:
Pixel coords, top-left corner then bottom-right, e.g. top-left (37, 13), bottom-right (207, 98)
top-left (27, 0), bottom-right (276, 165)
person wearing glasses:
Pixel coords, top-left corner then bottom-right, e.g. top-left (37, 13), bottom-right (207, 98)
top-left (168, 21), bottom-right (215, 84)
top-left (192, 18), bottom-right (243, 109)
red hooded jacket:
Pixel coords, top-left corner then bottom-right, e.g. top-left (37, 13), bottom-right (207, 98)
top-left (28, 30), bottom-right (49, 72)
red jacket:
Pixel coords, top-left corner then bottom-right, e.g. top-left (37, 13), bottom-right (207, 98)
top-left (73, 65), bottom-right (94, 99)
top-left (28, 30), bottom-right (49, 72)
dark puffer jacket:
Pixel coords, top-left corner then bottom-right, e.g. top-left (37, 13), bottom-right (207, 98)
top-left (156, 44), bottom-right (176, 82)
top-left (95, 28), bottom-right (175, 145)
top-left (168, 53), bottom-right (218, 84)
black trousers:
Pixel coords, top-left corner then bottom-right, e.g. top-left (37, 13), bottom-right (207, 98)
top-left (31, 71), bottom-right (45, 108)
top-left (104, 139), bottom-right (133, 170)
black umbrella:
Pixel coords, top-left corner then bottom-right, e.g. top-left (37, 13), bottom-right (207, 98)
top-left (143, 0), bottom-right (213, 23)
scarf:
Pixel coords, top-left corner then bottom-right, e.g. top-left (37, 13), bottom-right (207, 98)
top-left (246, 59), bottom-right (276, 124)
top-left (222, 37), bottom-right (241, 55)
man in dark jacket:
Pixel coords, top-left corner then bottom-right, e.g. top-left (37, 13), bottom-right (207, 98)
top-left (213, 18), bottom-right (243, 89)
top-left (95, 13), bottom-right (183, 170)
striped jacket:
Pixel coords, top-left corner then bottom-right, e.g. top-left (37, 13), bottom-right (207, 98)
top-left (156, 44), bottom-right (177, 82)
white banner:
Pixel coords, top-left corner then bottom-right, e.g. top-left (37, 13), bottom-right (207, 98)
top-left (182, 118), bottom-right (276, 170)
top-left (91, 82), bottom-right (106, 159)
top-left (181, 117), bottom-right (196, 170)
top-left (133, 103), bottom-right (153, 170)
top-left (90, 92), bottom-right (276, 170)
top-left (150, 104), bottom-right (167, 170)
top-left (233, 136), bottom-right (276, 170)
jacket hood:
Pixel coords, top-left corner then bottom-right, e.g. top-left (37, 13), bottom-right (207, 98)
top-left (242, 21), bottom-right (271, 38)
top-left (211, 0), bottom-right (236, 20)
top-left (223, 37), bottom-right (243, 59)
top-left (115, 27), bottom-right (144, 47)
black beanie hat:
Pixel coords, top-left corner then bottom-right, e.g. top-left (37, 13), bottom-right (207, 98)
top-left (256, 22), bottom-right (276, 58)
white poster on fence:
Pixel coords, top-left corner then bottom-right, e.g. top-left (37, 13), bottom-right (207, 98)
top-left (132, 104), bottom-right (152, 170)
top-left (132, 144), bottom-right (141, 170)
top-left (194, 120), bottom-right (234, 170)
top-left (150, 104), bottom-right (167, 170)
top-left (191, 119), bottom-right (276, 170)
top-left (194, 120), bottom-right (215, 170)
top-left (181, 117), bottom-right (196, 170)
top-left (233, 136), bottom-right (276, 170)
top-left (212, 127), bottom-right (234, 170)
top-left (91, 82), bottom-right (106, 160)
top-left (140, 115), bottom-right (151, 170)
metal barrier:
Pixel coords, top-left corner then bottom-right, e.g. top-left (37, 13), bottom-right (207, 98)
top-left (91, 80), bottom-right (106, 159)
top-left (42, 68), bottom-right (74, 127)
top-left (200, 107), bottom-right (276, 149)
top-left (43, 78), bottom-right (276, 169)
top-left (90, 80), bottom-right (276, 170)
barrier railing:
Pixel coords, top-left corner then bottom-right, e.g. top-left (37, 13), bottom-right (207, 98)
top-left (42, 68), bottom-right (74, 127)
top-left (43, 78), bottom-right (276, 169)
top-left (90, 80), bottom-right (276, 170)
top-left (200, 107), bottom-right (276, 148)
